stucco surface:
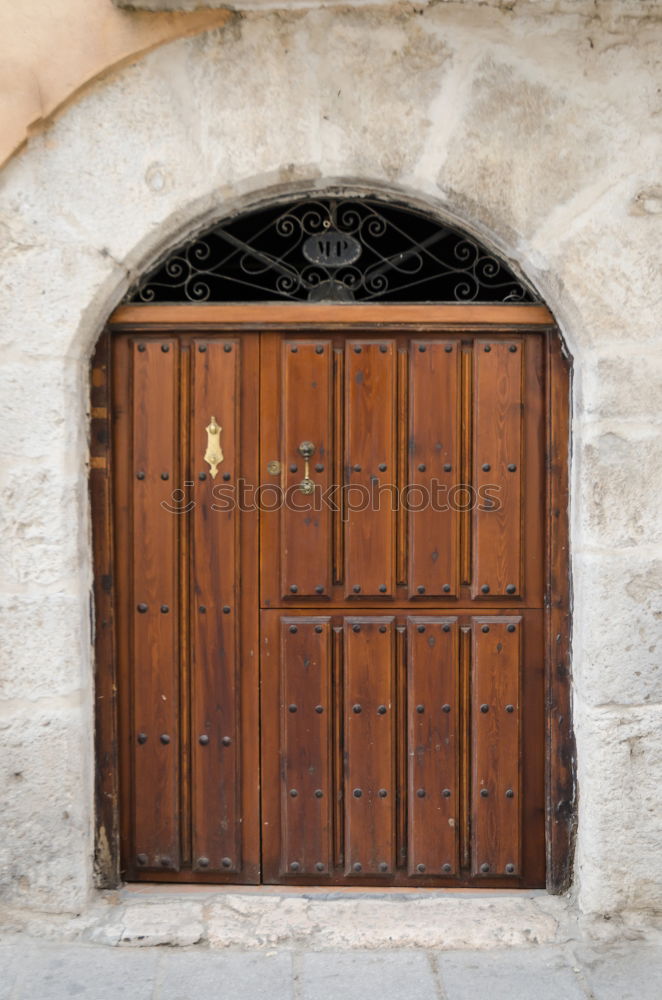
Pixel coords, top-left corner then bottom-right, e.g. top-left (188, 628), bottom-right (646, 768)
top-left (0, 0), bottom-right (661, 940)
top-left (0, 0), bottom-right (232, 169)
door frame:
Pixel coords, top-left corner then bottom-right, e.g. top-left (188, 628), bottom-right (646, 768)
top-left (90, 302), bottom-right (574, 894)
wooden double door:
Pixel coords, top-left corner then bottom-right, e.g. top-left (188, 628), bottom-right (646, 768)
top-left (112, 323), bottom-right (546, 887)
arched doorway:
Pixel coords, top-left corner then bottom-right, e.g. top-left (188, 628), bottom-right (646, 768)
top-left (91, 195), bottom-right (572, 891)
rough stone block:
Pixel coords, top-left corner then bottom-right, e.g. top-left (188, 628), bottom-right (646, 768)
top-left (0, 709), bottom-right (91, 912)
top-left (579, 350), bottom-right (662, 422)
top-left (572, 552), bottom-right (662, 707)
top-left (207, 893), bottom-right (563, 949)
top-left (0, 941), bottom-right (20, 999)
top-left (313, 11), bottom-right (450, 181)
top-left (0, 359), bottom-right (87, 462)
top-left (0, 594), bottom-right (87, 701)
top-left (550, 214), bottom-right (662, 349)
top-left (574, 702), bottom-right (662, 915)
top-left (91, 901), bottom-right (205, 947)
top-left (0, 239), bottom-right (122, 359)
top-left (0, 468), bottom-right (85, 590)
top-left (577, 426), bottom-right (662, 550)
top-left (438, 54), bottom-right (614, 240)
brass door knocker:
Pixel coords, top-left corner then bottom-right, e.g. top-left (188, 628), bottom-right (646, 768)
top-left (298, 440), bottom-right (315, 495)
top-left (204, 416), bottom-right (224, 479)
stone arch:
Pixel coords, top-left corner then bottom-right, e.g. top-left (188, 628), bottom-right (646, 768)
top-left (90, 181), bottom-right (573, 897)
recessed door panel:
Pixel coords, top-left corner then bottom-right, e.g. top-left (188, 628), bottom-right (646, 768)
top-left (343, 617), bottom-right (396, 875)
top-left (279, 339), bottom-right (333, 599)
top-left (129, 337), bottom-right (181, 873)
top-left (472, 339), bottom-right (523, 600)
top-left (406, 616), bottom-right (459, 876)
top-left (344, 341), bottom-right (397, 598)
top-left (407, 341), bottom-right (461, 599)
top-left (278, 617), bottom-right (333, 877)
top-left (471, 616), bottom-right (523, 877)
top-left (190, 338), bottom-right (242, 874)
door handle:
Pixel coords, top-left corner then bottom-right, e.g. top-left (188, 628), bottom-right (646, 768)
top-left (298, 440), bottom-right (315, 495)
top-left (204, 416), bottom-right (224, 479)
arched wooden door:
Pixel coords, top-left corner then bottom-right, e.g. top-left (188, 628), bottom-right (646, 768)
top-left (91, 199), bottom-right (573, 892)
top-left (94, 302), bottom-right (572, 890)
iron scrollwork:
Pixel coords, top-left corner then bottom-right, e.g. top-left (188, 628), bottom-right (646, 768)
top-left (129, 197), bottom-right (537, 305)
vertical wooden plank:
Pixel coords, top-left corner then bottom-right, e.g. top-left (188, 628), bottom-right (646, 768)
top-left (259, 610), bottom-right (281, 883)
top-left (130, 336), bottom-right (180, 871)
top-left (344, 617), bottom-right (395, 875)
top-left (178, 342), bottom-right (191, 868)
top-left (460, 344), bottom-right (473, 588)
top-left (279, 618), bottom-right (333, 876)
top-left (523, 335), bottom-right (546, 607)
top-left (396, 348), bottom-right (408, 588)
top-left (238, 333), bottom-right (261, 883)
top-left (408, 340), bottom-right (460, 598)
top-left (471, 616), bottom-right (521, 877)
top-left (189, 337), bottom-right (241, 873)
top-left (345, 340), bottom-right (396, 598)
top-left (332, 623), bottom-right (344, 869)
top-left (395, 622), bottom-right (407, 869)
top-left (472, 339), bottom-right (523, 599)
top-left (521, 610), bottom-right (546, 887)
top-left (407, 617), bottom-right (459, 876)
top-left (112, 335), bottom-right (133, 877)
top-left (459, 623), bottom-right (472, 871)
top-left (545, 332), bottom-right (575, 893)
top-left (280, 339), bottom-right (333, 598)
top-left (332, 346), bottom-right (345, 587)
top-left (91, 329), bottom-right (120, 887)
top-left (259, 333), bottom-right (281, 609)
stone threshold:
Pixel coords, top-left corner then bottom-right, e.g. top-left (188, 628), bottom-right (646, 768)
top-left (0, 884), bottom-right (581, 950)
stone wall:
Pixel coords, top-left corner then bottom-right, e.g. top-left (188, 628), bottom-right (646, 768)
top-left (0, 1), bottom-right (660, 930)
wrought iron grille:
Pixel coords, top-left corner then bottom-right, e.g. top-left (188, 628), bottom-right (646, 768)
top-left (129, 197), bottom-right (537, 304)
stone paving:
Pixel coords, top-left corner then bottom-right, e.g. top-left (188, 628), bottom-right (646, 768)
top-left (0, 937), bottom-right (661, 1000)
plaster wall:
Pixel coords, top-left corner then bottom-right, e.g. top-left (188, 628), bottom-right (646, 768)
top-left (0, 0), bottom-right (661, 939)
top-left (0, 0), bottom-right (232, 169)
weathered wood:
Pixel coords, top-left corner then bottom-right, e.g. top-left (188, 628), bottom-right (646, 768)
top-left (545, 332), bottom-right (575, 894)
top-left (90, 328), bottom-right (120, 888)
